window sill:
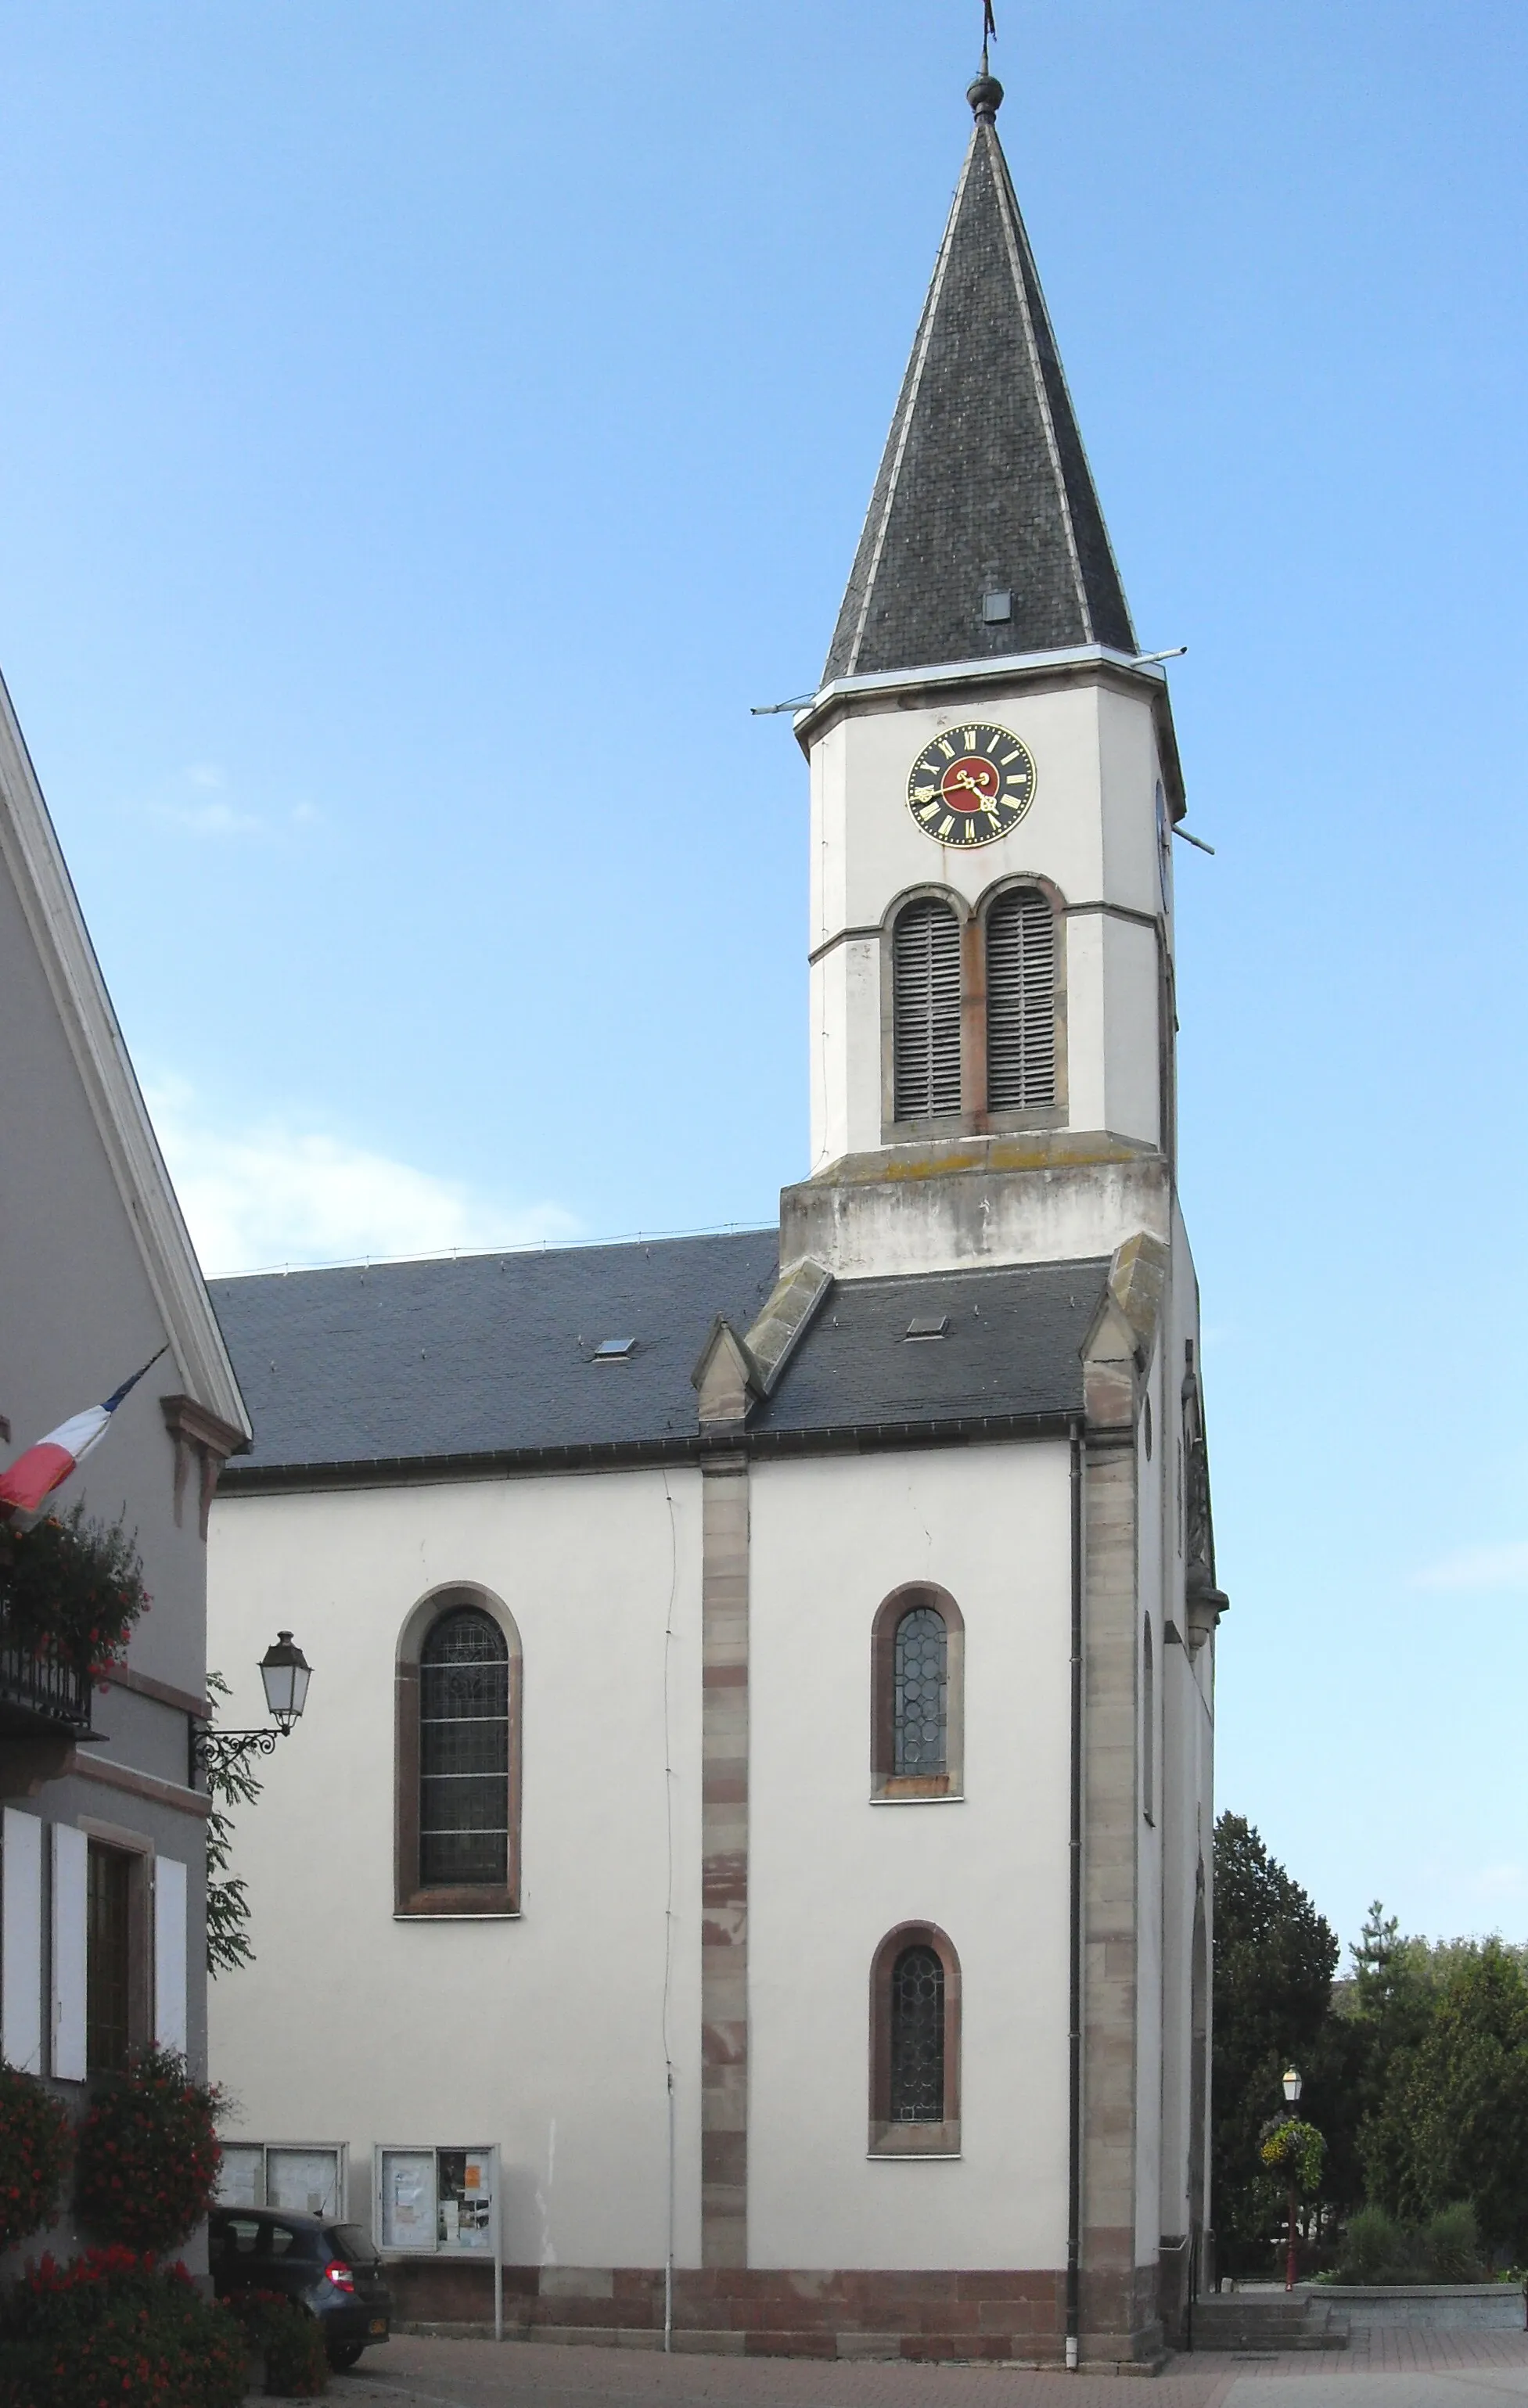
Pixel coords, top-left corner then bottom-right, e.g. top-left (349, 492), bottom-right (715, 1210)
top-left (393, 1910), bottom-right (522, 1921)
top-left (871, 1790), bottom-right (964, 1806)
top-left (868, 2120), bottom-right (961, 2158)
top-left (868, 2151), bottom-right (962, 2162)
top-left (395, 1885), bottom-right (520, 1918)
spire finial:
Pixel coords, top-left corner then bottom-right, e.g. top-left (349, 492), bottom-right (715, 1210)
top-left (969, 0), bottom-right (1002, 121)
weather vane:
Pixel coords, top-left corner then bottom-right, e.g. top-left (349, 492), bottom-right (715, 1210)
top-left (981, 0), bottom-right (997, 75)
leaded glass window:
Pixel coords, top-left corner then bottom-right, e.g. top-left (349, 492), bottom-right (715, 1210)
top-left (893, 1605), bottom-right (947, 1776)
top-left (419, 1608), bottom-right (509, 1885)
top-left (889, 1943), bottom-right (945, 2122)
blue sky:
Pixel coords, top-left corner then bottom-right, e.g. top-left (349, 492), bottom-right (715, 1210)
top-left (2, 1), bottom-right (1525, 1953)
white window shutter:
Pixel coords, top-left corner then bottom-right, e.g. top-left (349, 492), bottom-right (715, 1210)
top-left (2, 1809), bottom-right (45, 2073)
top-left (154, 1856), bottom-right (188, 2053)
top-left (51, 1823), bottom-right (88, 2082)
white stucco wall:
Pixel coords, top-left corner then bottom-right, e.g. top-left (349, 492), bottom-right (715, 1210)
top-left (805, 674), bottom-right (1170, 1172)
top-left (747, 1442), bottom-right (1073, 2269)
top-left (207, 1468), bottom-right (706, 2270)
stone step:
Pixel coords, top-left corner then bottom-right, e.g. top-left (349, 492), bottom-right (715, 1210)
top-left (1190, 2297), bottom-right (1348, 2352)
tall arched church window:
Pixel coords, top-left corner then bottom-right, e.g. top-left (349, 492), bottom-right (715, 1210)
top-left (419, 1608), bottom-right (509, 1885)
top-left (984, 884), bottom-right (1055, 1109)
top-left (871, 1583), bottom-right (965, 1799)
top-left (890, 1945), bottom-right (944, 2121)
top-left (396, 1589), bottom-right (522, 1917)
top-left (893, 1606), bottom-right (946, 1777)
top-left (893, 897), bottom-right (962, 1120)
top-left (868, 1922), bottom-right (962, 2154)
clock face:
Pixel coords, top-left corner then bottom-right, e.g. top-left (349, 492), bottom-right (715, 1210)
top-left (907, 723), bottom-right (1036, 849)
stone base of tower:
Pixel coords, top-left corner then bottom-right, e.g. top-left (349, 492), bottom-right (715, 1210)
top-left (386, 2259), bottom-right (1167, 2367)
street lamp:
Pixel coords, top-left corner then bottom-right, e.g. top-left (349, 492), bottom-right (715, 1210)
top-left (1281, 2067), bottom-right (1302, 2290)
top-left (191, 1631), bottom-right (313, 1784)
top-left (258, 1630), bottom-right (311, 1734)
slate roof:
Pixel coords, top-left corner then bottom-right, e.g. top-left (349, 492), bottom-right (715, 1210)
top-left (753, 1257), bottom-right (1109, 1437)
top-left (210, 1234), bottom-right (1108, 1480)
top-left (210, 1231), bottom-right (780, 1474)
top-left (823, 77), bottom-right (1134, 684)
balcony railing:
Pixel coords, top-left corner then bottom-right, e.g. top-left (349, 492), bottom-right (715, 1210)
top-left (0, 1637), bottom-right (93, 1733)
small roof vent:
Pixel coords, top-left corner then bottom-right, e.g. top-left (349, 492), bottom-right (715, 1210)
top-left (591, 1337), bottom-right (636, 1362)
top-left (904, 1315), bottom-right (949, 1342)
top-left (982, 588), bottom-right (1013, 624)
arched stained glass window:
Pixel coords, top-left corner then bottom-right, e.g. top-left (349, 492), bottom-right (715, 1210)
top-left (889, 1944), bottom-right (945, 2124)
top-left (893, 1605), bottom-right (947, 1776)
top-left (419, 1608), bottom-right (509, 1886)
top-left (893, 897), bottom-right (962, 1120)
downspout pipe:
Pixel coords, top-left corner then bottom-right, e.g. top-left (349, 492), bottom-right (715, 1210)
top-left (1067, 1418), bottom-right (1084, 2370)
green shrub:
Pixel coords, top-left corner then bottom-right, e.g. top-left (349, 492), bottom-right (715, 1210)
top-left (74, 2045), bottom-right (223, 2251)
top-left (1334, 2203), bottom-right (1411, 2284)
top-left (1422, 2201), bottom-right (1485, 2281)
top-left (0, 2246), bottom-right (246, 2407)
top-left (225, 2289), bottom-right (330, 2395)
top-left (0, 2059), bottom-right (72, 2248)
top-left (1332, 2200), bottom-right (1485, 2284)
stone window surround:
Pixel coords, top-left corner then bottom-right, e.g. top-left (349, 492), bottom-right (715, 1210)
top-left (868, 1919), bottom-right (962, 2158)
top-left (394, 1583), bottom-right (523, 1920)
top-left (879, 874), bottom-right (1070, 1147)
top-left (870, 1582), bottom-right (965, 1802)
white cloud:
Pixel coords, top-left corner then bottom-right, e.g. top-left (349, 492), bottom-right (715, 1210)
top-left (146, 1079), bottom-right (577, 1278)
top-left (151, 797), bottom-right (266, 837)
top-left (1411, 1540), bottom-right (1528, 1594)
top-left (144, 764), bottom-right (323, 840)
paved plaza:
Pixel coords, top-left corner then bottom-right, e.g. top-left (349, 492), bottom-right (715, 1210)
top-left (312, 2329), bottom-right (1528, 2408)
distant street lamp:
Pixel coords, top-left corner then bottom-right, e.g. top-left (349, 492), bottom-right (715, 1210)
top-left (1281, 2068), bottom-right (1303, 2290)
top-left (191, 1631), bottom-right (313, 1784)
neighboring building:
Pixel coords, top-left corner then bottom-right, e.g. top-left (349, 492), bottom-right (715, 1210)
top-left (0, 667), bottom-right (251, 2266)
top-left (206, 69), bottom-right (1224, 2366)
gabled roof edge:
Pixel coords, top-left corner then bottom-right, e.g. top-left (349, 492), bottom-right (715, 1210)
top-left (0, 668), bottom-right (251, 1441)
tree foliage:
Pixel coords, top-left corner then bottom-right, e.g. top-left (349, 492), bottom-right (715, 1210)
top-left (1212, 1813), bottom-right (1339, 2266)
top-left (1361, 1942), bottom-right (1528, 2259)
top-left (204, 1670), bottom-right (258, 1977)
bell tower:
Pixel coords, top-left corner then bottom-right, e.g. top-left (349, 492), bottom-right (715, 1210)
top-left (782, 67), bottom-right (1187, 1284)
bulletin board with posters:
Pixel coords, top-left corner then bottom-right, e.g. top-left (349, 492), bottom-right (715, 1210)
top-left (373, 2146), bottom-right (502, 2335)
top-left (217, 2143), bottom-right (347, 2217)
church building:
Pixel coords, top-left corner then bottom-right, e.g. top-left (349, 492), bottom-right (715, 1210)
top-left (206, 63), bottom-right (1224, 2370)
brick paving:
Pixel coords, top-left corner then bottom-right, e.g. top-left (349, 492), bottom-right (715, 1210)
top-left (311, 2326), bottom-right (1528, 2408)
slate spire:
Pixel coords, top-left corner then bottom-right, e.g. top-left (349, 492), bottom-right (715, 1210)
top-left (824, 72), bottom-right (1135, 683)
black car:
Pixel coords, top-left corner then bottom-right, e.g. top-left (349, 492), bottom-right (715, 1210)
top-left (209, 2206), bottom-right (393, 2370)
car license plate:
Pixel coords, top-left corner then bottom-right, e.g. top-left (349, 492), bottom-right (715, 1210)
top-left (369, 2320), bottom-right (387, 2336)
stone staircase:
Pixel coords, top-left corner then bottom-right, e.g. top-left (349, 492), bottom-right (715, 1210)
top-left (1190, 2293), bottom-right (1349, 2352)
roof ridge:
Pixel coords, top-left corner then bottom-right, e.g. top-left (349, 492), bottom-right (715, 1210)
top-left (984, 123), bottom-right (1093, 643)
top-left (840, 134), bottom-right (980, 680)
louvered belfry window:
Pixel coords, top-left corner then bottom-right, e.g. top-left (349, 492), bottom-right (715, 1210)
top-left (985, 885), bottom-right (1055, 1110)
top-left (889, 1944), bottom-right (946, 2122)
top-left (419, 1608), bottom-right (509, 1885)
top-left (893, 897), bottom-right (962, 1120)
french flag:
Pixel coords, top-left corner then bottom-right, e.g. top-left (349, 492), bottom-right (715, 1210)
top-left (0, 1347), bottom-right (167, 1519)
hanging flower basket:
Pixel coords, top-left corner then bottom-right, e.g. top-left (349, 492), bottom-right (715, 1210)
top-left (0, 1506), bottom-right (150, 1684)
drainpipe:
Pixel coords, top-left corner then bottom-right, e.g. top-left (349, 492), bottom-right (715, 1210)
top-left (1067, 1418), bottom-right (1084, 2371)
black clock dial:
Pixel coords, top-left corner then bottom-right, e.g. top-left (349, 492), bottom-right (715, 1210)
top-left (907, 723), bottom-right (1036, 849)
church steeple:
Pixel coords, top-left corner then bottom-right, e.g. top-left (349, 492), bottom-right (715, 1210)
top-left (824, 72), bottom-right (1135, 684)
